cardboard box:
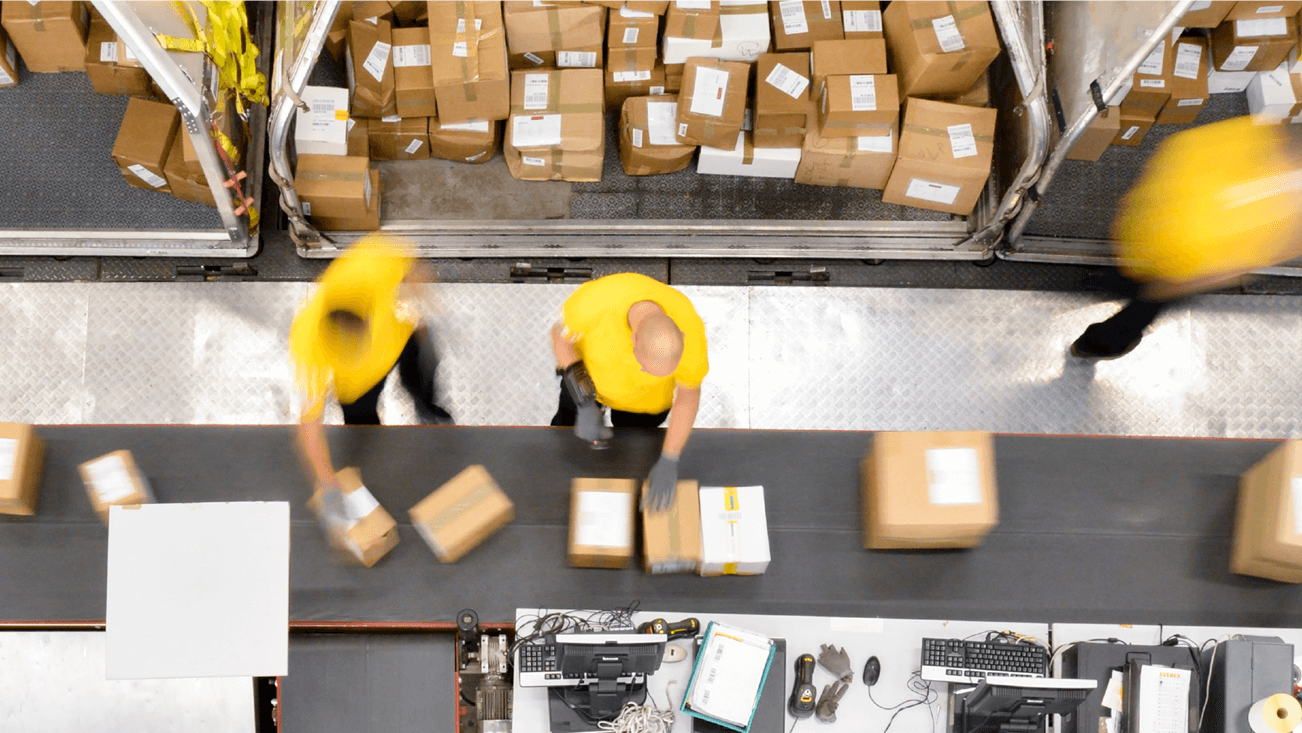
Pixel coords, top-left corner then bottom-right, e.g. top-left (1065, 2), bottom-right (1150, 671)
top-left (1208, 67), bottom-right (1258, 92)
top-left (390, 0), bottom-right (426, 25)
top-left (1247, 62), bottom-right (1302, 121)
top-left (675, 57), bottom-right (750, 148)
top-left (1122, 39), bottom-right (1173, 118)
top-left (164, 142), bottom-right (216, 208)
top-left (841, 0), bottom-right (882, 39)
top-left (754, 52), bottom-right (810, 148)
top-left (346, 19), bottom-right (397, 118)
top-left (568, 478), bottom-right (637, 569)
top-left (698, 130), bottom-right (801, 177)
top-left (0, 423), bottom-right (44, 516)
top-left (0, 25), bottom-right (18, 87)
top-left (307, 468), bottom-right (400, 567)
top-left (1182, 0), bottom-right (1235, 27)
top-left (1112, 109), bottom-right (1156, 147)
top-left (84, 21), bottom-right (151, 97)
top-left (882, 98), bottom-right (995, 215)
top-left (818, 73), bottom-right (898, 138)
top-left (310, 169), bottom-right (381, 231)
top-left (607, 44), bottom-right (659, 73)
top-left (369, 116), bottom-right (431, 159)
top-left (296, 154), bottom-right (374, 221)
top-left (607, 64), bottom-right (669, 111)
top-left (409, 465), bottom-right (514, 564)
top-left (1212, 15), bottom-right (1299, 71)
top-left (504, 2), bottom-right (605, 67)
top-left (882, 0), bottom-right (1001, 98)
top-left (939, 70), bottom-right (990, 107)
top-left (430, 0), bottom-right (511, 123)
top-left (663, 0), bottom-right (721, 49)
top-left (295, 85), bottom-right (351, 156)
top-left (665, 61), bottom-right (684, 92)
top-left (79, 450), bottom-right (154, 523)
top-left (112, 98), bottom-right (180, 193)
top-left (810, 38), bottom-right (887, 87)
top-left (699, 485), bottom-right (770, 575)
top-left (861, 431), bottom-right (998, 550)
top-left (1226, 1), bottom-right (1302, 19)
top-left (609, 4), bottom-right (661, 51)
top-left (771, 0), bottom-right (844, 50)
top-left (1, 1), bottom-right (87, 73)
top-left (346, 117), bottom-right (370, 157)
top-left (795, 124), bottom-right (896, 189)
top-left (664, 0), bottom-right (770, 64)
top-left (627, 0), bottom-right (671, 13)
top-left (642, 479), bottom-right (703, 574)
top-left (325, 2), bottom-right (355, 63)
top-left (1157, 38), bottom-right (1210, 124)
top-left (429, 118), bottom-right (501, 163)
top-left (504, 68), bottom-right (605, 181)
top-left (1065, 107), bottom-right (1120, 162)
top-left (391, 26), bottom-right (437, 118)
top-left (621, 96), bottom-right (695, 175)
top-left (354, 1), bottom-right (396, 26)
top-left (1231, 441), bottom-right (1302, 582)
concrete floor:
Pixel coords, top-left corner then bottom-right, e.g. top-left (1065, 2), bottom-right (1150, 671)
top-left (376, 156), bottom-right (573, 221)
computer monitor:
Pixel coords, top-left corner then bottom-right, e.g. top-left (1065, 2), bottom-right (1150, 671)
top-left (547, 632), bottom-right (669, 732)
top-left (956, 677), bottom-right (1098, 733)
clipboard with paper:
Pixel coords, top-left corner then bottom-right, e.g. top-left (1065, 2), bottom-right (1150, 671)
top-left (680, 621), bottom-right (776, 732)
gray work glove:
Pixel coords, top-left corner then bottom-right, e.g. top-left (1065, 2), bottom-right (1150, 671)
top-left (575, 403), bottom-right (613, 447)
top-left (818, 644), bottom-right (854, 684)
top-left (815, 681), bottom-right (849, 724)
top-left (642, 455), bottom-right (679, 512)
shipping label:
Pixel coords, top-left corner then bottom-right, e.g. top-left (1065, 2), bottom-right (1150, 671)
top-left (1236, 17), bottom-right (1289, 36)
top-left (524, 73), bottom-right (550, 110)
top-left (843, 9), bottom-right (882, 33)
top-left (1173, 42), bottom-right (1202, 79)
top-left (522, 155), bottom-right (546, 166)
top-left (648, 101), bottom-right (680, 144)
top-left (101, 41), bottom-right (118, 63)
top-left (392, 44), bottom-right (431, 68)
top-left (623, 27), bottom-right (640, 44)
top-left (363, 40), bottom-right (391, 82)
top-left (1137, 43), bottom-right (1165, 75)
top-left (127, 164), bottom-right (167, 188)
top-left (632, 128), bottom-right (644, 147)
top-left (1139, 78), bottom-right (1166, 88)
top-left (0, 438), bottom-right (16, 481)
top-left (456, 18), bottom-right (484, 32)
top-left (690, 66), bottom-right (730, 117)
top-left (404, 138), bottom-right (425, 154)
top-left (442, 120), bottom-right (492, 132)
top-left (1221, 45), bottom-right (1259, 71)
top-left (766, 62), bottom-right (810, 99)
top-left (557, 51), bottom-right (598, 68)
top-left (925, 447), bottom-right (983, 505)
top-left (574, 491), bottom-right (632, 548)
top-left (679, 122), bottom-right (689, 136)
top-left (513, 113), bottom-right (563, 147)
top-left (1121, 125), bottom-right (1140, 140)
top-left (343, 485), bottom-right (381, 523)
top-left (905, 178), bottom-right (961, 205)
top-left (1176, 98), bottom-right (1204, 106)
top-left (1257, 4), bottom-right (1285, 12)
top-left (932, 15), bottom-right (965, 53)
top-left (849, 75), bottom-right (877, 111)
top-left (650, 85), bottom-right (666, 95)
top-left (382, 114), bottom-right (402, 122)
top-left (87, 455), bottom-right (137, 504)
top-left (676, 0), bottom-right (713, 8)
top-left (523, 52), bottom-right (545, 65)
top-left (779, 0), bottom-right (809, 35)
top-left (857, 134), bottom-right (892, 153)
top-left (302, 200), bottom-right (311, 216)
top-left (614, 70), bottom-right (653, 82)
top-left (621, 6), bottom-right (655, 18)
top-left (821, 0), bottom-right (832, 19)
top-left (947, 123), bottom-right (978, 158)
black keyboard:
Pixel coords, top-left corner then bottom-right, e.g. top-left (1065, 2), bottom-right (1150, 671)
top-left (920, 638), bottom-right (1048, 683)
top-left (518, 642), bottom-right (558, 674)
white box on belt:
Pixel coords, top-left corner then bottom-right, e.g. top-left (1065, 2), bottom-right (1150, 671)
top-left (697, 131), bottom-right (801, 178)
top-left (699, 485), bottom-right (771, 576)
top-left (295, 86), bottom-right (351, 156)
top-left (1247, 62), bottom-right (1302, 122)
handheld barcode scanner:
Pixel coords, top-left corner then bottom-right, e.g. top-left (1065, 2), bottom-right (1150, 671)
top-left (789, 653), bottom-right (817, 718)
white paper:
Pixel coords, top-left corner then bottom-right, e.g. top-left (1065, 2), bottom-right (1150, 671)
top-left (523, 73), bottom-right (550, 110)
top-left (1222, 46), bottom-right (1260, 71)
top-left (0, 438), bottom-right (17, 481)
top-left (632, 128), bottom-right (644, 147)
top-left (455, 17), bottom-right (484, 32)
top-left (1138, 43), bottom-right (1166, 75)
top-left (1121, 125), bottom-right (1141, 141)
top-left (523, 52), bottom-right (545, 65)
top-left (849, 74), bottom-right (877, 111)
top-left (766, 63), bottom-right (810, 99)
top-left (381, 114), bottom-right (402, 123)
top-left (1102, 670), bottom-right (1124, 711)
top-left (679, 122), bottom-right (689, 137)
top-left (522, 155), bottom-right (546, 166)
top-left (690, 66), bottom-right (730, 117)
top-left (100, 41), bottom-right (118, 63)
top-left (1257, 4), bottom-right (1286, 12)
top-left (1174, 42), bottom-right (1203, 79)
top-left (623, 27), bottom-right (640, 44)
top-left (557, 51), bottom-right (597, 68)
top-left (441, 119), bottom-right (492, 132)
top-left (87, 455), bottom-right (139, 503)
top-left (843, 9), bottom-right (882, 33)
top-left (1177, 97), bottom-right (1204, 106)
top-left (452, 41), bottom-right (468, 57)
top-left (647, 101), bottom-right (681, 145)
top-left (905, 178), bottom-right (961, 205)
top-left (127, 164), bottom-right (167, 189)
top-left (779, 0), bottom-right (809, 35)
top-left (466, 151), bottom-right (488, 161)
top-left (650, 85), bottom-right (666, 95)
top-left (392, 43), bottom-right (430, 67)
top-left (926, 447), bottom-right (982, 504)
top-left (513, 114), bottom-right (562, 147)
top-left (689, 626), bottom-right (771, 726)
top-left (310, 99), bottom-right (337, 132)
top-left (403, 138), bottom-right (424, 154)
top-left (932, 15), bottom-right (965, 53)
top-left (301, 200), bottom-right (311, 216)
top-left (614, 70), bottom-right (652, 82)
top-left (1137, 665), bottom-right (1191, 733)
top-left (363, 41), bottom-right (391, 83)
top-left (1140, 78), bottom-right (1167, 88)
top-left (820, 0), bottom-right (831, 19)
top-left (1291, 477), bottom-right (1302, 534)
top-left (857, 134), bottom-right (893, 153)
top-left (1237, 17), bottom-right (1289, 37)
top-left (947, 123), bottom-right (978, 159)
top-left (1190, 0), bottom-right (1212, 9)
top-left (677, 0), bottom-right (713, 8)
top-left (622, 6), bottom-right (654, 18)
top-left (343, 486), bottom-right (381, 522)
top-left (574, 491), bottom-right (632, 548)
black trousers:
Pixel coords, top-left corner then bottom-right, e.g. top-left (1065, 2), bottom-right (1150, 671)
top-left (550, 383), bottom-right (671, 429)
top-left (1074, 294), bottom-right (1171, 356)
top-left (340, 328), bottom-right (440, 426)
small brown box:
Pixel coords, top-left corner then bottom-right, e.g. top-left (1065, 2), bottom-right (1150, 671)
top-left (795, 124), bottom-right (897, 189)
top-left (347, 19), bottom-right (397, 118)
top-left (841, 0), bottom-right (883, 39)
top-left (607, 45), bottom-right (659, 73)
top-left (79, 450), bottom-right (154, 524)
top-left (307, 468), bottom-right (400, 568)
top-left (675, 57), bottom-right (750, 148)
top-left (503, 2), bottom-right (605, 61)
top-left (1121, 39), bottom-right (1173, 118)
top-left (295, 154), bottom-right (374, 221)
top-left (309, 170), bottom-right (381, 232)
top-left (1113, 110), bottom-right (1156, 147)
top-left (368, 116), bottom-right (431, 160)
top-left (1, 0), bottom-right (87, 73)
top-left (392, 26), bottom-right (438, 119)
top-left (609, 6), bottom-right (660, 50)
top-left (1225, 1), bottom-right (1302, 19)
top-left (0, 423), bottom-right (44, 516)
top-left (811, 38), bottom-right (887, 87)
top-left (620, 95), bottom-right (696, 176)
top-left (163, 142), bottom-right (216, 208)
top-left (770, 0), bottom-right (844, 51)
top-left (642, 479), bottom-right (703, 574)
top-left (754, 53), bottom-right (811, 148)
top-left (112, 98), bottom-right (180, 193)
top-left (1156, 38), bottom-right (1210, 124)
top-left (1212, 14), bottom-right (1299, 72)
top-left (664, 1), bottom-right (720, 40)
top-left (1181, 0), bottom-right (1235, 27)
top-left (430, 1), bottom-right (511, 123)
top-left (606, 64), bottom-right (668, 112)
top-left (882, 97), bottom-right (996, 216)
top-left (347, 117), bottom-right (371, 157)
top-left (409, 465), bottom-right (515, 564)
top-left (817, 73), bottom-right (899, 138)
top-left (1066, 107), bottom-right (1121, 162)
top-left (0, 24), bottom-right (19, 87)
top-left (504, 68), bottom-right (606, 181)
top-left (429, 118), bottom-right (501, 164)
top-left (324, 2), bottom-right (354, 63)
top-left (882, 0), bottom-right (1002, 98)
top-left (569, 478), bottom-right (637, 569)
top-left (1231, 441), bottom-right (1302, 582)
top-left (84, 20), bottom-right (151, 98)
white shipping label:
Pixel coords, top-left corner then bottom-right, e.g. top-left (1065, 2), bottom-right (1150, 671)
top-left (843, 9), bottom-right (882, 33)
top-left (905, 178), bottom-right (961, 205)
top-left (947, 123), bottom-right (978, 158)
top-left (524, 74), bottom-right (551, 110)
top-left (382, 114), bottom-right (402, 122)
top-left (1173, 42), bottom-right (1203, 79)
top-left (676, 0), bottom-right (713, 8)
top-left (0, 438), bottom-right (16, 481)
top-left (1257, 4), bottom-right (1285, 12)
top-left (1177, 97), bottom-right (1204, 106)
top-left (647, 101), bottom-right (680, 145)
top-left (679, 122), bottom-right (689, 136)
top-left (522, 155), bottom-right (546, 166)
top-left (466, 151), bottom-right (487, 161)
top-left (404, 138), bottom-right (425, 154)
top-left (621, 6), bottom-right (654, 18)
top-left (821, 0), bottom-right (832, 19)
top-left (343, 486), bottom-right (381, 522)
top-left (1137, 43), bottom-right (1165, 75)
top-left (1139, 78), bottom-right (1166, 88)
top-left (766, 62), bottom-right (810, 99)
top-left (650, 85), bottom-right (666, 95)
top-left (857, 135), bottom-right (893, 153)
top-left (100, 41), bottom-right (118, 63)
top-left (364, 174), bottom-right (373, 203)
top-left (779, 0), bottom-right (809, 35)
top-left (523, 52), bottom-right (545, 65)
top-left (614, 70), bottom-right (652, 82)
top-left (925, 447), bottom-right (983, 505)
top-left (452, 42), bottom-right (467, 57)
top-left (632, 128), bottom-right (644, 147)
top-left (455, 18), bottom-right (484, 32)
top-left (310, 98), bottom-right (338, 132)
top-left (849, 74), bottom-right (877, 110)
top-left (87, 455), bottom-right (138, 504)
top-left (363, 41), bottom-right (391, 82)
top-left (1236, 17), bottom-right (1289, 36)
top-left (932, 15), bottom-right (965, 53)
top-left (347, 118), bottom-right (357, 131)
top-left (1292, 477), bottom-right (1302, 534)
top-left (574, 491), bottom-right (633, 548)
top-left (1223, 46), bottom-right (1260, 71)
top-left (690, 66), bottom-right (730, 117)
top-left (392, 44), bottom-right (431, 67)
top-left (127, 164), bottom-right (167, 188)
top-left (623, 27), bottom-right (640, 44)
top-left (1190, 0), bottom-right (1213, 8)
top-left (302, 200), bottom-right (311, 216)
top-left (557, 51), bottom-right (597, 68)
top-left (512, 114), bottom-right (563, 147)
top-left (1121, 125), bottom-right (1140, 140)
top-left (441, 119), bottom-right (492, 132)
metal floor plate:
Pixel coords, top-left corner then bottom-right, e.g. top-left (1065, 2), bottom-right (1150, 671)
top-left (1, 282), bottom-right (1301, 438)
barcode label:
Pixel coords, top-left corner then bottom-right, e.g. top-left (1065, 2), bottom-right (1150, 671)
top-left (650, 85), bottom-right (665, 95)
top-left (1139, 78), bottom-right (1166, 88)
top-left (127, 164), bottom-right (167, 188)
top-left (850, 75), bottom-right (877, 110)
top-left (857, 135), bottom-right (893, 153)
top-left (948, 123), bottom-right (977, 158)
top-left (679, 122), bottom-right (689, 136)
top-left (821, 0), bottom-right (832, 19)
top-left (1137, 43), bottom-right (1165, 75)
top-left (1221, 45), bottom-right (1258, 71)
top-left (1121, 125), bottom-right (1140, 140)
top-left (1173, 42), bottom-right (1202, 79)
top-left (100, 41), bottom-right (118, 63)
top-left (932, 15), bottom-right (965, 52)
top-left (452, 42), bottom-right (468, 57)
top-left (522, 155), bottom-right (546, 166)
top-left (524, 52), bottom-right (545, 65)
top-left (780, 0), bottom-right (809, 35)
top-left (623, 27), bottom-right (639, 44)
top-left (382, 114), bottom-right (402, 122)
top-left (1257, 4), bottom-right (1285, 12)
top-left (1236, 17), bottom-right (1289, 36)
top-left (557, 51), bottom-right (597, 68)
top-left (766, 62), bottom-right (810, 99)
top-left (1177, 97), bottom-right (1204, 106)
top-left (392, 44), bottom-right (431, 67)
top-left (614, 70), bottom-right (652, 82)
top-left (456, 18), bottom-right (484, 33)
top-left (363, 41), bottom-right (391, 82)
top-left (404, 139), bottom-right (424, 154)
top-left (524, 74), bottom-right (550, 110)
top-left (632, 128), bottom-right (644, 147)
top-left (302, 200), bottom-right (311, 216)
top-left (843, 9), bottom-right (881, 33)
top-left (905, 178), bottom-right (961, 205)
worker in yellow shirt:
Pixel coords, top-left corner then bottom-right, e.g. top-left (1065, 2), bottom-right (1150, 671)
top-left (290, 236), bottom-right (451, 547)
top-left (1071, 117), bottom-right (1302, 359)
top-left (551, 273), bottom-right (709, 512)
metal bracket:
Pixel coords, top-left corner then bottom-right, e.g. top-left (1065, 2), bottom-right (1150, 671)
top-left (508, 263), bottom-right (593, 283)
top-left (747, 266), bottom-right (830, 285)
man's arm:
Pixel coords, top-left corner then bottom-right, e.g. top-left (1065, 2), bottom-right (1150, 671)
top-left (297, 412), bottom-right (341, 490)
top-left (661, 385), bottom-right (701, 458)
top-left (552, 322), bottom-right (580, 369)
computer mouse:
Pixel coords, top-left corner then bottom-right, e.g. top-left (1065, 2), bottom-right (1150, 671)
top-left (864, 656), bottom-right (881, 686)
top-left (664, 645), bottom-right (688, 663)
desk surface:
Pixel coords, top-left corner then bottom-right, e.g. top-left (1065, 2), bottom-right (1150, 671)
top-left (1, 425), bottom-right (1300, 627)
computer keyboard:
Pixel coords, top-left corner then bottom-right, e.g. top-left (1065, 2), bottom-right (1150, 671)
top-left (920, 638), bottom-right (1048, 684)
top-left (517, 642), bottom-right (566, 686)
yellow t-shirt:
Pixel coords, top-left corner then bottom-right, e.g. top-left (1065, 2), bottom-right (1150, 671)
top-left (561, 273), bottom-right (708, 414)
top-left (290, 236), bottom-right (417, 419)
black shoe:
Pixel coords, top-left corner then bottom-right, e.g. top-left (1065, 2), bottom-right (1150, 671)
top-left (414, 402), bottom-right (455, 425)
top-left (1070, 333), bottom-right (1142, 360)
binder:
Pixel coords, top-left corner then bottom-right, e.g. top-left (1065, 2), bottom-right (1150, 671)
top-left (680, 621), bottom-right (777, 732)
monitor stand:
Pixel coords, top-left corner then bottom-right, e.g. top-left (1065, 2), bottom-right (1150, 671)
top-left (548, 678), bottom-right (648, 733)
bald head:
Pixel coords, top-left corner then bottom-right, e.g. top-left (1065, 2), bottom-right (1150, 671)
top-left (633, 313), bottom-right (683, 377)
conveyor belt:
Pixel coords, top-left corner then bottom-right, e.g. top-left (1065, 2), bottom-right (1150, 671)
top-left (1, 425), bottom-right (1295, 628)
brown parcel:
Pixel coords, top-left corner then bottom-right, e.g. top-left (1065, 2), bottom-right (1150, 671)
top-left (353, 1), bottom-right (396, 26)
top-left (112, 98), bottom-right (180, 194)
top-left (347, 19), bottom-right (397, 118)
top-left (1180, 0), bottom-right (1234, 27)
top-left (410, 465), bottom-right (515, 564)
top-left (84, 20), bottom-right (151, 98)
top-left (607, 45), bottom-right (659, 73)
top-left (307, 468), bottom-right (400, 568)
top-left (347, 117), bottom-right (370, 157)
top-left (0, 24), bottom-right (19, 87)
top-left (663, 1), bottom-right (721, 41)
top-left (295, 154), bottom-right (374, 222)
top-left (164, 141), bottom-right (216, 208)
top-left (606, 64), bottom-right (668, 111)
top-left (861, 431), bottom-right (999, 550)
top-left (0, 423), bottom-right (44, 516)
top-left (770, 0), bottom-right (844, 51)
top-left (1225, 1), bottom-right (1302, 19)
top-left (882, 98), bottom-right (996, 216)
top-left (79, 450), bottom-right (154, 524)
top-left (1121, 39), bottom-right (1172, 119)
top-left (754, 53), bottom-right (810, 148)
top-left (389, 0), bottom-right (427, 25)
top-left (841, 0), bottom-right (883, 39)
top-left (429, 118), bottom-right (502, 164)
top-left (1112, 109), bottom-right (1155, 148)
top-left (1231, 441), bottom-right (1302, 582)
top-left (818, 73), bottom-right (899, 138)
top-left (324, 2), bottom-right (355, 63)
top-left (642, 479), bottom-right (703, 574)
top-left (392, 26), bottom-right (438, 118)
top-left (675, 58), bottom-right (750, 149)
top-left (1212, 14), bottom-right (1299, 72)
top-left (608, 6), bottom-right (660, 51)
top-left (620, 95), bottom-right (695, 176)
top-left (795, 123), bottom-right (897, 189)
top-left (510, 44), bottom-right (606, 71)
top-left (585, 0), bottom-right (626, 9)
top-left (938, 70), bottom-right (990, 107)
top-left (369, 116), bottom-right (431, 160)
top-left (1156, 37), bottom-right (1210, 125)
top-left (311, 170), bottom-right (381, 231)
top-left (1065, 106), bottom-right (1120, 162)
top-left (1, 1), bottom-right (87, 73)
top-left (810, 38), bottom-right (887, 87)
top-left (503, 3), bottom-right (605, 67)
top-left (504, 68), bottom-right (605, 181)
top-left (882, 0), bottom-right (1002, 98)
top-left (569, 478), bottom-right (637, 569)
top-left (429, 0), bottom-right (511, 124)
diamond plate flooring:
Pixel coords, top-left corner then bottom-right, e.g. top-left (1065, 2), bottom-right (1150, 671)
top-left (2, 282), bottom-right (1301, 438)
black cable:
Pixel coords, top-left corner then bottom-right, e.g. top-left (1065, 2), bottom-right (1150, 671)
top-left (787, 719), bottom-right (799, 733)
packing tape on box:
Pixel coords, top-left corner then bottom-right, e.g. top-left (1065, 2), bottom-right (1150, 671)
top-left (299, 169), bottom-right (368, 183)
top-left (420, 481), bottom-right (499, 535)
top-left (546, 7), bottom-right (565, 51)
top-left (722, 486), bottom-right (741, 575)
top-left (1248, 694), bottom-right (1302, 733)
top-left (552, 148), bottom-right (565, 177)
top-left (720, 2), bottom-right (765, 14)
top-left (742, 134), bottom-right (754, 165)
top-left (667, 496), bottom-right (682, 556)
top-left (903, 123), bottom-right (993, 141)
top-left (755, 126), bottom-right (807, 136)
top-left (27, 1), bottom-right (44, 32)
top-left (456, 0), bottom-right (481, 85)
top-left (907, 1), bottom-right (986, 30)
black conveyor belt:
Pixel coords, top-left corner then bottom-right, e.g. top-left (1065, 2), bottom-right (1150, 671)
top-left (1, 426), bottom-right (1297, 627)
